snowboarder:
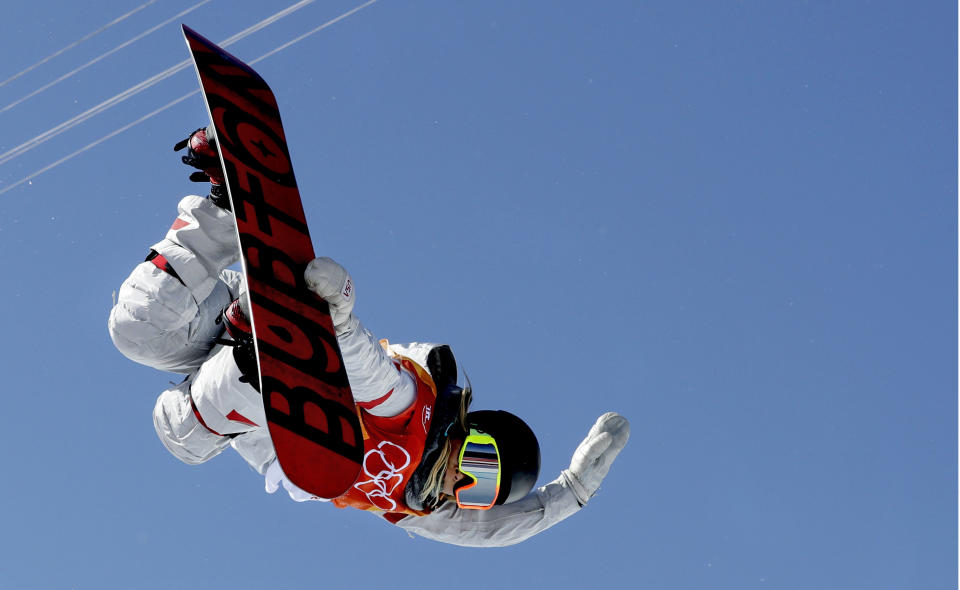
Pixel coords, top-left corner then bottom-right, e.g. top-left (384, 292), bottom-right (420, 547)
top-left (107, 127), bottom-right (630, 547)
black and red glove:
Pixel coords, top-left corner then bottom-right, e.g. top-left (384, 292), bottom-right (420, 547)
top-left (174, 126), bottom-right (230, 209)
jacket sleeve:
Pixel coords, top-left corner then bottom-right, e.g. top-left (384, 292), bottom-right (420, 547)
top-left (336, 315), bottom-right (417, 418)
top-left (393, 472), bottom-right (584, 547)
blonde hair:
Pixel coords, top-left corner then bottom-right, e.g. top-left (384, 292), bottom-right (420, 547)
top-left (420, 386), bottom-right (471, 505)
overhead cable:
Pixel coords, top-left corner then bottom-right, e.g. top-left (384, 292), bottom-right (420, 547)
top-left (0, 0), bottom-right (160, 88)
top-left (0, 0), bottom-right (380, 196)
top-left (0, 0), bottom-right (212, 115)
top-left (0, 0), bottom-right (326, 167)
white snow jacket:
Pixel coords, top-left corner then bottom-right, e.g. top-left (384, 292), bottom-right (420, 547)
top-left (109, 195), bottom-right (584, 547)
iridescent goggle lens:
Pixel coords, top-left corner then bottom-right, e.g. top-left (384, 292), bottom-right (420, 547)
top-left (455, 430), bottom-right (501, 510)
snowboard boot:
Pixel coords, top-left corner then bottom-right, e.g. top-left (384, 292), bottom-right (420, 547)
top-left (174, 126), bottom-right (230, 210)
top-left (217, 295), bottom-right (260, 391)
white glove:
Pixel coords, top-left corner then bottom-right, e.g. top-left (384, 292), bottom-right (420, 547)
top-left (563, 412), bottom-right (630, 506)
top-left (304, 257), bottom-right (355, 332)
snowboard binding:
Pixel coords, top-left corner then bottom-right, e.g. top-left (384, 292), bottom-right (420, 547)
top-left (174, 126), bottom-right (230, 210)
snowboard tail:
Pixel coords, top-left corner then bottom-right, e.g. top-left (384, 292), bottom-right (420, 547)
top-left (182, 25), bottom-right (363, 499)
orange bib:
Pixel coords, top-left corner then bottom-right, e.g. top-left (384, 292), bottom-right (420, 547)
top-left (331, 357), bottom-right (437, 517)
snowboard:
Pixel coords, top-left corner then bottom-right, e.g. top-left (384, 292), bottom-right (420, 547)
top-left (182, 25), bottom-right (363, 499)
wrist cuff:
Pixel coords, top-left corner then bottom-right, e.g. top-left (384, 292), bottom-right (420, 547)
top-left (561, 469), bottom-right (593, 507)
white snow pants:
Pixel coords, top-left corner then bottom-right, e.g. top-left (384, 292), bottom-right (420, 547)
top-left (107, 195), bottom-right (270, 469)
top-left (107, 195), bottom-right (421, 472)
top-left (108, 195), bottom-right (241, 374)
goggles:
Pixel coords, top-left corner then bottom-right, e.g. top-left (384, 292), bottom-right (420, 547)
top-left (454, 428), bottom-right (502, 510)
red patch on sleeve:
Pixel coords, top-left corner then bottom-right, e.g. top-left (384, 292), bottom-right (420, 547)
top-left (357, 389), bottom-right (394, 411)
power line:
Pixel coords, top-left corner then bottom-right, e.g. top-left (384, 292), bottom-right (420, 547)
top-left (0, 0), bottom-right (159, 88)
top-left (0, 0), bottom-right (380, 197)
top-left (0, 59), bottom-right (192, 167)
top-left (0, 0), bottom-right (212, 115)
top-left (250, 0), bottom-right (378, 66)
top-left (0, 0), bottom-right (326, 168)
top-left (0, 91), bottom-right (200, 197)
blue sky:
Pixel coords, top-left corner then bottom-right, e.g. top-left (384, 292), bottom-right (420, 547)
top-left (0, 1), bottom-right (955, 588)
